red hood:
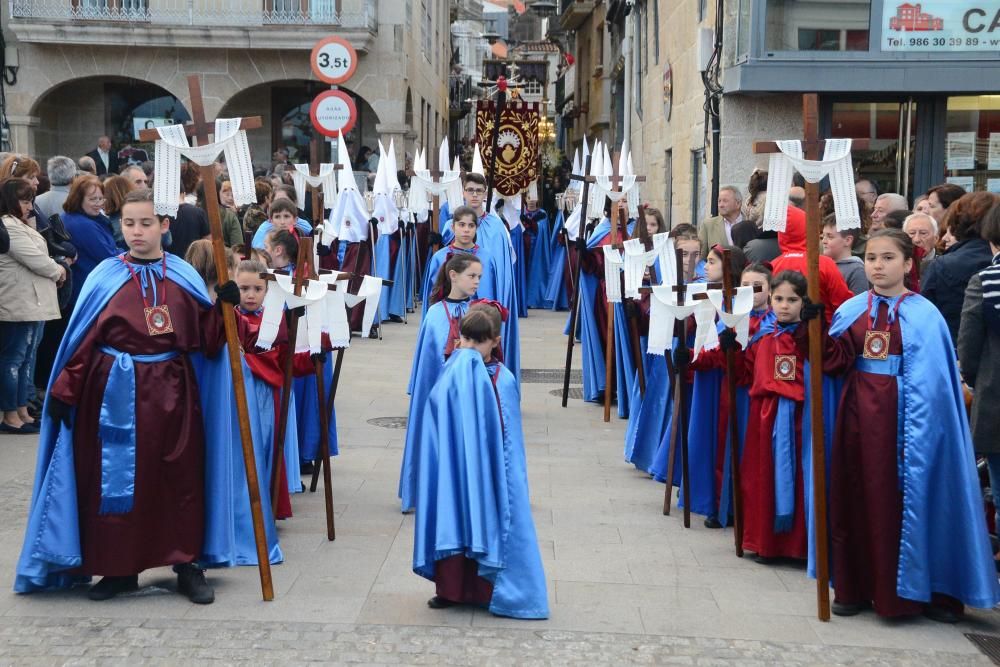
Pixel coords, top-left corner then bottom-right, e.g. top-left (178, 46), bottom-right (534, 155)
top-left (777, 206), bottom-right (807, 254)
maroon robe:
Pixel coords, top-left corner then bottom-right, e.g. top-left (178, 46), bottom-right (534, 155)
top-left (433, 555), bottom-right (494, 605)
top-left (739, 323), bottom-right (809, 559)
top-left (824, 300), bottom-right (961, 617)
top-left (50, 262), bottom-right (225, 577)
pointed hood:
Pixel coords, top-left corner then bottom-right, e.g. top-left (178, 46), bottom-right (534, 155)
top-left (472, 143), bottom-right (485, 176)
top-left (777, 205), bottom-right (807, 253)
top-left (336, 137), bottom-right (357, 192)
top-left (386, 139), bottom-right (401, 192)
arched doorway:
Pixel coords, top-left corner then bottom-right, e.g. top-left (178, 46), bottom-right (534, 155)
top-left (31, 76), bottom-right (189, 162)
top-left (220, 80), bottom-right (382, 172)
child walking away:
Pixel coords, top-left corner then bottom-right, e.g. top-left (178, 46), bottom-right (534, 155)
top-left (413, 307), bottom-right (549, 619)
top-left (821, 215), bottom-right (868, 295)
top-left (825, 228), bottom-right (1000, 621)
top-left (398, 254), bottom-right (483, 512)
top-left (727, 270), bottom-right (823, 563)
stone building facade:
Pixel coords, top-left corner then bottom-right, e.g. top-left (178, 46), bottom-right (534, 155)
top-left (1, 0), bottom-right (453, 169)
top-left (557, 0), bottom-right (1000, 227)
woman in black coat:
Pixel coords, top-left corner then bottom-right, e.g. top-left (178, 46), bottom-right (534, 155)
top-left (922, 191), bottom-right (998, 346)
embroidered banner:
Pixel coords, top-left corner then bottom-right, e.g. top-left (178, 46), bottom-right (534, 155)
top-left (476, 101), bottom-right (540, 197)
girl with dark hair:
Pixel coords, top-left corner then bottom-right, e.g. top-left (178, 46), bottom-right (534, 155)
top-left (824, 227), bottom-right (999, 621)
top-left (412, 309), bottom-right (548, 619)
top-left (399, 254), bottom-right (483, 512)
top-left (724, 269), bottom-right (820, 562)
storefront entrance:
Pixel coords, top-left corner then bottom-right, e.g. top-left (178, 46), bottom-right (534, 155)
top-left (824, 94), bottom-right (1000, 202)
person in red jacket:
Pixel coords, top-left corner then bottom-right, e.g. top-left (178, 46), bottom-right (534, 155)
top-left (769, 205), bottom-right (854, 323)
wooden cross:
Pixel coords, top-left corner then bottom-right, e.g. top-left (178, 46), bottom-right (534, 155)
top-left (752, 93), bottom-right (869, 622)
top-left (262, 236), bottom-right (336, 542)
top-left (720, 248), bottom-right (745, 558)
top-left (663, 247), bottom-right (694, 529)
top-left (305, 133), bottom-right (344, 230)
top-left (601, 157), bottom-right (647, 422)
top-left (424, 162), bottom-right (448, 254)
top-left (139, 75), bottom-right (273, 601)
top-left (560, 154), bottom-right (595, 407)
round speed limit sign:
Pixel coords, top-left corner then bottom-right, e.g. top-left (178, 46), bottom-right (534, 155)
top-left (310, 36), bottom-right (358, 85)
top-left (310, 90), bottom-right (357, 138)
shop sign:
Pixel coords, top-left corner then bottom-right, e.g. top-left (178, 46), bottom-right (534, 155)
top-left (881, 2), bottom-right (1000, 52)
top-left (310, 90), bottom-right (357, 138)
top-left (310, 36), bottom-right (358, 85)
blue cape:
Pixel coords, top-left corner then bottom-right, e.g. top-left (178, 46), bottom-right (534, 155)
top-left (399, 299), bottom-right (469, 511)
top-left (412, 349), bottom-right (548, 619)
top-left (573, 220), bottom-right (611, 402)
top-left (375, 232), bottom-right (407, 321)
top-left (509, 224), bottom-right (528, 318)
top-left (544, 211), bottom-right (570, 311)
top-left (15, 255), bottom-right (281, 593)
top-left (624, 341), bottom-right (674, 475)
top-left (826, 292), bottom-right (1000, 608)
top-left (293, 352), bottom-right (339, 463)
top-left (524, 210), bottom-right (552, 309)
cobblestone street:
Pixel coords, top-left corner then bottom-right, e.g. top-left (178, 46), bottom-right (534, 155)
top-left (2, 311), bottom-right (998, 665)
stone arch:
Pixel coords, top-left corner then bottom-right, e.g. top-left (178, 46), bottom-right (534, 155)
top-left (27, 74), bottom-right (190, 161)
top-left (219, 79), bottom-right (382, 170)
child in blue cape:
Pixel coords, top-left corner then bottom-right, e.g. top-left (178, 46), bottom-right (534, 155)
top-left (413, 306), bottom-right (548, 619)
top-left (399, 253), bottom-right (483, 512)
top-left (824, 228), bottom-right (1000, 621)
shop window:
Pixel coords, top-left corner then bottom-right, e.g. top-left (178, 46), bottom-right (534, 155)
top-left (736, 0), bottom-right (751, 62)
top-left (664, 149), bottom-right (673, 227)
top-left (945, 95), bottom-right (1000, 194)
top-left (106, 80), bottom-right (190, 155)
top-left (765, 0), bottom-right (871, 53)
top-left (691, 148), bottom-right (706, 224)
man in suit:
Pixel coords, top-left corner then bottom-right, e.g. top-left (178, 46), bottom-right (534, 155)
top-left (86, 136), bottom-right (119, 177)
top-left (698, 185), bottom-right (744, 257)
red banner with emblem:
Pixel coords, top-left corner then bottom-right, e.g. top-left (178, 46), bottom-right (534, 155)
top-left (475, 101), bottom-right (539, 197)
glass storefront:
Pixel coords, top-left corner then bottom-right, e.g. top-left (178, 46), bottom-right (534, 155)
top-left (831, 100), bottom-right (916, 198)
top-left (945, 95), bottom-right (1000, 194)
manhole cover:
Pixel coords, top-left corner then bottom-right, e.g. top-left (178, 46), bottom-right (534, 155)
top-left (966, 634), bottom-right (1000, 664)
top-left (367, 416), bottom-right (408, 429)
top-left (549, 387), bottom-right (584, 400)
top-left (523, 368), bottom-right (582, 384)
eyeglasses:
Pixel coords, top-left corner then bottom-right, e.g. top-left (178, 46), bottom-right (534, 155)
top-left (464, 187), bottom-right (486, 195)
top-left (86, 196), bottom-right (106, 203)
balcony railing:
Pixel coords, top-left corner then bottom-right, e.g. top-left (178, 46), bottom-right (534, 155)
top-left (9, 0), bottom-right (377, 28)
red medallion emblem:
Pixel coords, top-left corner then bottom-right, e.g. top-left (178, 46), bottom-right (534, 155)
top-left (774, 354), bottom-right (796, 381)
top-left (144, 304), bottom-right (174, 336)
top-left (863, 330), bottom-right (890, 360)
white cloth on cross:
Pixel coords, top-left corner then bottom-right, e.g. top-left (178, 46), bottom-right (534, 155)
top-left (705, 286), bottom-right (755, 350)
top-left (762, 138), bottom-right (860, 232)
top-left (291, 164), bottom-right (338, 211)
top-left (153, 119), bottom-right (255, 218)
top-left (602, 246), bottom-right (625, 303)
top-left (316, 273), bottom-right (352, 348)
top-left (408, 172), bottom-right (463, 220)
top-left (323, 188), bottom-right (371, 244)
top-left (341, 275), bottom-right (383, 334)
top-left (647, 282), bottom-right (718, 359)
top-left (256, 273), bottom-right (332, 354)
top-left (622, 234), bottom-right (674, 298)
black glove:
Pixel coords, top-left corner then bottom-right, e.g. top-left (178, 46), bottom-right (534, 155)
top-left (623, 299), bottom-right (638, 319)
top-left (316, 242), bottom-right (333, 257)
top-left (47, 396), bottom-right (73, 429)
top-left (285, 306), bottom-right (306, 325)
top-left (428, 232), bottom-right (444, 247)
top-left (673, 346), bottom-right (691, 369)
top-left (310, 352), bottom-right (326, 365)
top-left (801, 302), bottom-right (824, 323)
top-left (215, 280), bottom-right (240, 306)
top-left (718, 328), bottom-right (739, 352)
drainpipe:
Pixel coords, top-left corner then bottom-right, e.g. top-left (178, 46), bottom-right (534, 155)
top-left (623, 0), bottom-right (635, 150)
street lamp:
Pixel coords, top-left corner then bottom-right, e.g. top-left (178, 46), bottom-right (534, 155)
top-left (530, 0), bottom-right (557, 16)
